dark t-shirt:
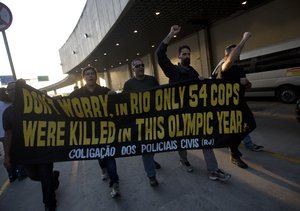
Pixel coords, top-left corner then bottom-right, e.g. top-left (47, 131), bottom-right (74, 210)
top-left (69, 84), bottom-right (110, 97)
top-left (221, 65), bottom-right (246, 81)
top-left (123, 75), bottom-right (159, 92)
top-left (221, 64), bottom-right (247, 95)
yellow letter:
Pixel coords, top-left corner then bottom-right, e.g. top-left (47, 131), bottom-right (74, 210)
top-left (23, 89), bottom-right (33, 114)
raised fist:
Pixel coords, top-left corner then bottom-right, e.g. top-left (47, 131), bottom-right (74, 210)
top-left (170, 25), bottom-right (181, 36)
top-left (243, 32), bottom-right (251, 40)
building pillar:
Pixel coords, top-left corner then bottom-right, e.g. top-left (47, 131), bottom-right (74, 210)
top-left (197, 28), bottom-right (212, 77)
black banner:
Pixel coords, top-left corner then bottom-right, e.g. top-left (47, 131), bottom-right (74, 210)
top-left (13, 79), bottom-right (246, 164)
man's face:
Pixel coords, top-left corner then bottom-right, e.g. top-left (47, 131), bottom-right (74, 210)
top-left (132, 60), bottom-right (145, 79)
top-left (225, 47), bottom-right (240, 61)
top-left (179, 48), bottom-right (191, 66)
top-left (6, 82), bottom-right (16, 102)
top-left (83, 69), bottom-right (97, 86)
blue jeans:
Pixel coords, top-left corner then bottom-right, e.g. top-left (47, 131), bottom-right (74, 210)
top-left (179, 149), bottom-right (218, 172)
top-left (98, 158), bottom-right (119, 187)
top-left (203, 149), bottom-right (218, 172)
top-left (243, 135), bottom-right (254, 149)
top-left (142, 153), bottom-right (156, 178)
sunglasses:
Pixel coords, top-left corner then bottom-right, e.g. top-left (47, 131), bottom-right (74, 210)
top-left (133, 63), bottom-right (144, 68)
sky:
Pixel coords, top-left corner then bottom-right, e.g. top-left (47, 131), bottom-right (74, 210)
top-left (0, 0), bottom-right (87, 89)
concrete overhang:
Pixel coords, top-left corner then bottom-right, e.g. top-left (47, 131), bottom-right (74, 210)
top-left (45, 0), bottom-right (274, 92)
top-left (61, 0), bottom-right (273, 75)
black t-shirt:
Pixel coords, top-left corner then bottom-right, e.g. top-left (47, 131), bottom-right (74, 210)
top-left (69, 84), bottom-right (110, 97)
top-left (123, 75), bottom-right (159, 92)
top-left (221, 65), bottom-right (247, 95)
top-left (221, 65), bottom-right (246, 81)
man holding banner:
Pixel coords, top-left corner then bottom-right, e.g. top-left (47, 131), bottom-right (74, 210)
top-left (123, 58), bottom-right (161, 187)
top-left (69, 66), bottom-right (121, 198)
top-left (3, 81), bottom-right (59, 211)
top-left (219, 32), bottom-right (256, 169)
top-left (156, 25), bottom-right (231, 181)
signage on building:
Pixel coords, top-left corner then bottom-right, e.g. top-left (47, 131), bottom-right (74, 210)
top-left (0, 75), bottom-right (14, 85)
top-left (37, 76), bottom-right (49, 81)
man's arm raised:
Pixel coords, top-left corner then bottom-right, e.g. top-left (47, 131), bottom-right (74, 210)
top-left (222, 32), bottom-right (251, 72)
top-left (163, 25), bottom-right (181, 44)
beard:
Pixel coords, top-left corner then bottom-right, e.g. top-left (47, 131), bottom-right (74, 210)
top-left (182, 58), bottom-right (190, 66)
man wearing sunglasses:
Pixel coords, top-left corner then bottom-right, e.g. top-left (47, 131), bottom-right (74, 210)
top-left (123, 58), bottom-right (161, 187)
top-left (156, 25), bottom-right (231, 181)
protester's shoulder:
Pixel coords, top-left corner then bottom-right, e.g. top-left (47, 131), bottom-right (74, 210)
top-left (95, 84), bottom-right (110, 92)
top-left (145, 75), bottom-right (157, 80)
top-left (189, 66), bottom-right (199, 75)
top-left (123, 78), bottom-right (135, 92)
top-left (69, 88), bottom-right (83, 97)
top-left (124, 78), bottom-right (135, 85)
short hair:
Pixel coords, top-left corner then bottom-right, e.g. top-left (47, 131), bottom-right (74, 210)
top-left (178, 45), bottom-right (191, 54)
top-left (82, 66), bottom-right (97, 77)
top-left (131, 58), bottom-right (143, 67)
top-left (225, 44), bottom-right (237, 56)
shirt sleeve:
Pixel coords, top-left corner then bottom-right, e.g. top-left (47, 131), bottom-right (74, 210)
top-left (69, 89), bottom-right (79, 97)
top-left (102, 86), bottom-right (111, 94)
top-left (155, 42), bottom-right (177, 79)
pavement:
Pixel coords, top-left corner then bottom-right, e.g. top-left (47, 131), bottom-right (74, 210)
top-left (0, 101), bottom-right (300, 211)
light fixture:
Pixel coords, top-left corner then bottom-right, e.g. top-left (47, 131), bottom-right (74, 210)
top-left (84, 33), bottom-right (89, 38)
top-left (72, 50), bottom-right (76, 54)
top-left (151, 45), bottom-right (155, 48)
top-left (115, 43), bottom-right (120, 46)
top-left (136, 53), bottom-right (140, 56)
top-left (111, 65), bottom-right (114, 68)
top-left (133, 30), bottom-right (138, 33)
top-left (119, 62), bottom-right (122, 65)
top-left (155, 11), bottom-right (160, 15)
top-left (241, 1), bottom-right (247, 5)
top-left (104, 52), bottom-right (107, 56)
top-left (94, 59), bottom-right (98, 62)
top-left (104, 68), bottom-right (107, 71)
top-left (126, 58), bottom-right (129, 61)
top-left (173, 35), bottom-right (177, 38)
